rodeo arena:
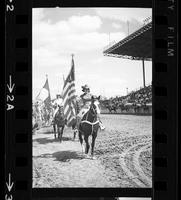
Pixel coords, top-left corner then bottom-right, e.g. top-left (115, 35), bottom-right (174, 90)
top-left (33, 18), bottom-right (152, 188)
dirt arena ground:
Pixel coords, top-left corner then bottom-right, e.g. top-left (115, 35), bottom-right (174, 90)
top-left (33, 114), bottom-right (152, 188)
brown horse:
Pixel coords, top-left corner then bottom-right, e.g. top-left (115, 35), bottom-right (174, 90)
top-left (53, 106), bottom-right (67, 142)
top-left (69, 117), bottom-right (78, 140)
top-left (78, 96), bottom-right (100, 159)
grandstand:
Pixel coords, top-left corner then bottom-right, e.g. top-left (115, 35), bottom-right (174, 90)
top-left (127, 85), bottom-right (152, 104)
top-left (103, 18), bottom-right (152, 88)
top-left (100, 85), bottom-right (152, 115)
top-left (102, 17), bottom-right (152, 115)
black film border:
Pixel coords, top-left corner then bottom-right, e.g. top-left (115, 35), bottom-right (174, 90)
top-left (4, 0), bottom-right (178, 200)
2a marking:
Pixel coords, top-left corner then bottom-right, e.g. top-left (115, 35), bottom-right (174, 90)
top-left (6, 75), bottom-right (15, 111)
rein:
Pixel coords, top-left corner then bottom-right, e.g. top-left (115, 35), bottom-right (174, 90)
top-left (81, 120), bottom-right (99, 125)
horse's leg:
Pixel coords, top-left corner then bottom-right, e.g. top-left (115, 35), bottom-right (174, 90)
top-left (60, 126), bottom-right (64, 142)
top-left (59, 126), bottom-right (62, 142)
top-left (73, 128), bottom-right (77, 140)
top-left (53, 124), bottom-right (56, 139)
top-left (57, 126), bottom-right (60, 141)
top-left (79, 130), bottom-right (84, 154)
top-left (91, 131), bottom-right (97, 159)
top-left (74, 130), bottom-right (76, 140)
top-left (84, 135), bottom-right (90, 156)
top-left (72, 123), bottom-right (76, 140)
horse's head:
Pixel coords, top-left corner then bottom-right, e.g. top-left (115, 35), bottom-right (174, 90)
top-left (54, 105), bottom-right (66, 125)
top-left (58, 105), bottom-right (64, 115)
top-left (89, 95), bottom-right (101, 116)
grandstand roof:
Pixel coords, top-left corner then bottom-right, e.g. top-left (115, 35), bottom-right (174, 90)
top-left (103, 22), bottom-right (152, 61)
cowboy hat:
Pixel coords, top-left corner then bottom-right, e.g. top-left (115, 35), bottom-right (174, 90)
top-left (56, 94), bottom-right (62, 98)
top-left (81, 84), bottom-right (90, 91)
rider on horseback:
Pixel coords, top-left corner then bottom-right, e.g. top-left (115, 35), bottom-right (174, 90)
top-left (52, 94), bottom-right (63, 122)
top-left (77, 84), bottom-right (105, 130)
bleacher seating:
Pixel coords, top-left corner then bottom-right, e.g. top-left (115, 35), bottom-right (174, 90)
top-left (101, 85), bottom-right (152, 107)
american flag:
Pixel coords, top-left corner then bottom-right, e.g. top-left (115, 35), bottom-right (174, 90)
top-left (62, 55), bottom-right (77, 126)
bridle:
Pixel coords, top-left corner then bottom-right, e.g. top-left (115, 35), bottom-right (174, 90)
top-left (56, 106), bottom-right (64, 119)
top-left (58, 105), bottom-right (63, 112)
top-left (80, 103), bottom-right (99, 135)
top-left (89, 102), bottom-right (97, 117)
top-left (80, 101), bottom-right (99, 133)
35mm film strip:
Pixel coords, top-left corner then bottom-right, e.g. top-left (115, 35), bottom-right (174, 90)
top-left (4, 0), bottom-right (178, 200)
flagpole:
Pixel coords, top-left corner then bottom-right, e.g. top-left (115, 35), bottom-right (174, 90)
top-left (61, 74), bottom-right (65, 96)
top-left (71, 53), bottom-right (75, 81)
top-left (63, 74), bottom-right (65, 84)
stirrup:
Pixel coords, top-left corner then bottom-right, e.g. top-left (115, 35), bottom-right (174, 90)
top-left (100, 124), bottom-right (105, 130)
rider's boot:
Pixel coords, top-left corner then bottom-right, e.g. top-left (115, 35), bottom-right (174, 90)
top-left (98, 116), bottom-right (105, 130)
top-left (99, 122), bottom-right (105, 130)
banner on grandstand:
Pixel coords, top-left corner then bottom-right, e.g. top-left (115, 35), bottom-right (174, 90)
top-left (36, 75), bottom-right (51, 110)
top-left (62, 55), bottom-right (77, 126)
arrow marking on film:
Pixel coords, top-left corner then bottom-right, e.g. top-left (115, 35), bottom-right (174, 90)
top-left (7, 75), bottom-right (15, 93)
top-left (6, 173), bottom-right (14, 192)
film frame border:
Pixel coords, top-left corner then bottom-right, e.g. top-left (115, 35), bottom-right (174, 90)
top-left (4, 0), bottom-right (178, 199)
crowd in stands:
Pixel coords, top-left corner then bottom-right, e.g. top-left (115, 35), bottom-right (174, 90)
top-left (101, 85), bottom-right (152, 107)
top-left (125, 84), bottom-right (152, 105)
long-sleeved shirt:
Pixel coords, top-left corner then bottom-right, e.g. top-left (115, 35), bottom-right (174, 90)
top-left (80, 93), bottom-right (92, 109)
top-left (53, 98), bottom-right (63, 107)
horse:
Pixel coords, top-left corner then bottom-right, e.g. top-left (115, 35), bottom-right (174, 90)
top-left (70, 117), bottom-right (78, 140)
top-left (106, 104), bottom-right (117, 113)
top-left (53, 106), bottom-right (67, 142)
top-left (119, 103), bottom-right (129, 113)
top-left (43, 107), bottom-right (51, 126)
top-left (142, 103), bottom-right (149, 113)
top-left (132, 103), bottom-right (140, 113)
top-left (78, 96), bottom-right (100, 159)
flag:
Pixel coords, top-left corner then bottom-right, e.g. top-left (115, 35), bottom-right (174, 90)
top-left (62, 55), bottom-right (77, 126)
top-left (36, 76), bottom-right (51, 109)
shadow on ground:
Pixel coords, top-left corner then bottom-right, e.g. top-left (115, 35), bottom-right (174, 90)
top-left (41, 130), bottom-right (54, 134)
top-left (34, 150), bottom-right (83, 162)
top-left (53, 151), bottom-right (83, 162)
top-left (33, 136), bottom-right (73, 144)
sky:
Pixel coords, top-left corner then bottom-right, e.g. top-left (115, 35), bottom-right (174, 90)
top-left (33, 8), bottom-right (152, 100)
